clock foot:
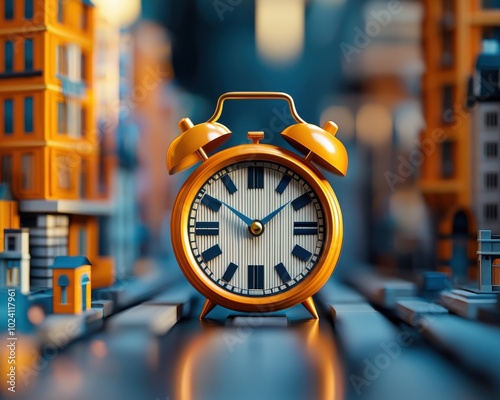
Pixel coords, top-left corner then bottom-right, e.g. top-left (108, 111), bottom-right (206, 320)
top-left (199, 299), bottom-right (217, 319)
top-left (302, 297), bottom-right (319, 319)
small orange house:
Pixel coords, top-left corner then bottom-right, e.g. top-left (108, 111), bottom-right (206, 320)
top-left (52, 255), bottom-right (91, 314)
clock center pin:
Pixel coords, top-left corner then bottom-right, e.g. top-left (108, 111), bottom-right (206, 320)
top-left (249, 220), bottom-right (264, 237)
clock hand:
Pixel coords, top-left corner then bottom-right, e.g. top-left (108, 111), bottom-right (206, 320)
top-left (261, 201), bottom-right (291, 226)
top-left (221, 201), bottom-right (253, 226)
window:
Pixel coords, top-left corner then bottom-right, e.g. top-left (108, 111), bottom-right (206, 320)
top-left (7, 236), bottom-right (16, 251)
top-left (81, 274), bottom-right (89, 310)
top-left (441, 140), bottom-right (455, 178)
top-left (57, 0), bottom-right (63, 23)
top-left (442, 85), bottom-right (454, 123)
top-left (480, 69), bottom-right (500, 97)
top-left (67, 100), bottom-right (82, 137)
top-left (81, 8), bottom-right (87, 30)
top-left (79, 158), bottom-right (86, 197)
top-left (6, 267), bottom-right (18, 287)
top-left (58, 275), bottom-right (69, 304)
top-left (4, 99), bottom-right (13, 134)
top-left (81, 107), bottom-right (86, 135)
top-left (80, 52), bottom-right (86, 81)
top-left (57, 101), bottom-right (66, 133)
top-left (5, 0), bottom-right (13, 19)
top-left (57, 45), bottom-right (66, 76)
top-left (485, 172), bottom-right (498, 189)
top-left (24, 39), bottom-right (33, 70)
top-left (57, 157), bottom-right (71, 190)
top-left (441, 31), bottom-right (454, 67)
top-left (21, 153), bottom-right (33, 190)
top-left (5, 41), bottom-right (13, 72)
top-left (485, 203), bottom-right (498, 221)
top-left (1, 155), bottom-right (12, 185)
top-left (98, 152), bottom-right (106, 193)
top-left (58, 101), bottom-right (83, 137)
top-left (25, 0), bottom-right (33, 19)
top-left (24, 97), bottom-right (33, 133)
top-left (67, 44), bottom-right (81, 81)
top-left (485, 142), bottom-right (498, 158)
top-left (485, 111), bottom-right (498, 127)
top-left (79, 228), bottom-right (87, 254)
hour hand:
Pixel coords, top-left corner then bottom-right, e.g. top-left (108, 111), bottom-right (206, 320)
top-left (221, 201), bottom-right (253, 226)
top-left (261, 201), bottom-right (291, 225)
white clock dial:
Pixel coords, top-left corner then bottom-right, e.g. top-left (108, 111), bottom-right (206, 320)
top-left (188, 160), bottom-right (325, 297)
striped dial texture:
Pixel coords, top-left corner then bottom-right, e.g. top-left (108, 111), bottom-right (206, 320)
top-left (188, 161), bottom-right (325, 297)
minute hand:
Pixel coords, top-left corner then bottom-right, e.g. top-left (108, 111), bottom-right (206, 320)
top-left (261, 201), bottom-right (291, 226)
top-left (221, 201), bottom-right (253, 226)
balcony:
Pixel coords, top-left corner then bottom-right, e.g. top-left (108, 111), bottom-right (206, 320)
top-left (57, 75), bottom-right (86, 99)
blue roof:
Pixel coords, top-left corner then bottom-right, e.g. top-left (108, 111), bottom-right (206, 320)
top-left (52, 256), bottom-right (92, 269)
top-left (82, 0), bottom-right (95, 6)
top-left (476, 54), bottom-right (500, 69)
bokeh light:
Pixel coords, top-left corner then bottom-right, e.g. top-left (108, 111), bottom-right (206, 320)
top-left (93, 0), bottom-right (141, 25)
top-left (256, 0), bottom-right (305, 65)
top-left (27, 305), bottom-right (45, 325)
top-left (356, 103), bottom-right (392, 147)
top-left (320, 105), bottom-right (355, 141)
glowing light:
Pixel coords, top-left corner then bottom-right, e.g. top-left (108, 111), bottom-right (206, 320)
top-left (320, 105), bottom-right (355, 141)
top-left (27, 306), bottom-right (45, 325)
top-left (93, 0), bottom-right (141, 25)
top-left (356, 104), bottom-right (392, 147)
top-left (390, 188), bottom-right (429, 232)
top-left (90, 340), bottom-right (108, 359)
top-left (256, 0), bottom-right (305, 65)
top-left (53, 360), bottom-right (83, 395)
top-left (394, 102), bottom-right (425, 151)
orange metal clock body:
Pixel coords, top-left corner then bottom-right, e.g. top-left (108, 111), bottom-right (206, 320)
top-left (167, 92), bottom-right (348, 319)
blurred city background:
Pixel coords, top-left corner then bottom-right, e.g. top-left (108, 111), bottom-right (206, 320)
top-left (131, 0), bottom-right (500, 288)
top-left (134, 0), bottom-right (426, 275)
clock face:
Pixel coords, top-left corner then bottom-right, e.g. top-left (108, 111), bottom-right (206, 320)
top-left (188, 160), bottom-right (326, 297)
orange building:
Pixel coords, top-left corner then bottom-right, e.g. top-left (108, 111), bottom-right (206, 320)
top-left (0, 0), bottom-right (114, 289)
top-left (0, 184), bottom-right (20, 252)
top-left (52, 255), bottom-right (91, 314)
top-left (420, 0), bottom-right (500, 281)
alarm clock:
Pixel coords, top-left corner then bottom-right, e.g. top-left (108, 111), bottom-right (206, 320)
top-left (167, 92), bottom-right (348, 319)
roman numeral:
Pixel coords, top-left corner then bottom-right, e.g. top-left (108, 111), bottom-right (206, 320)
top-left (202, 244), bottom-right (222, 263)
top-left (293, 222), bottom-right (318, 235)
top-left (248, 166), bottom-right (264, 189)
top-left (195, 221), bottom-right (219, 236)
top-left (222, 262), bottom-right (238, 283)
top-left (275, 262), bottom-right (291, 283)
top-left (248, 265), bottom-right (264, 289)
top-left (292, 244), bottom-right (312, 262)
top-left (221, 174), bottom-right (237, 194)
top-left (275, 174), bottom-right (291, 194)
top-left (291, 193), bottom-right (312, 211)
top-left (201, 194), bottom-right (222, 212)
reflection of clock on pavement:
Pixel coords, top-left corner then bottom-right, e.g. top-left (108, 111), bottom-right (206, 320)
top-left (167, 92), bottom-right (348, 319)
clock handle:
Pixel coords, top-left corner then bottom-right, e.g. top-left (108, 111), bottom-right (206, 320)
top-left (207, 91), bottom-right (307, 124)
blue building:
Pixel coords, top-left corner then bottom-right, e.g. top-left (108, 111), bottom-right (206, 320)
top-left (477, 230), bottom-right (500, 291)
